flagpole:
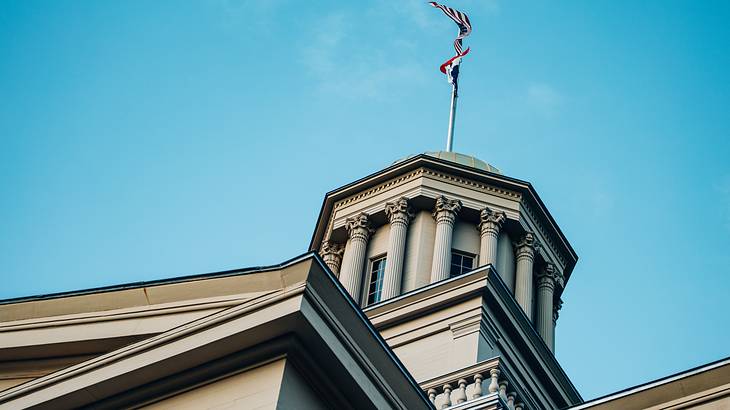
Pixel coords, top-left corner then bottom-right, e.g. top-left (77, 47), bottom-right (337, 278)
top-left (446, 81), bottom-right (457, 152)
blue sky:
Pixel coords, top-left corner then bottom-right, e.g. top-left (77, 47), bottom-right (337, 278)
top-left (1, 0), bottom-right (729, 400)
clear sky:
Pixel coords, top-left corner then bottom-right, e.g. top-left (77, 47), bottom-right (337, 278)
top-left (1, 0), bottom-right (729, 401)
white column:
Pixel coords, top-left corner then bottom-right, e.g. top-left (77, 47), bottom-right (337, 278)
top-left (319, 241), bottom-right (345, 274)
top-left (382, 197), bottom-right (414, 300)
top-left (430, 196), bottom-right (462, 283)
top-left (514, 232), bottom-right (539, 320)
top-left (339, 213), bottom-right (373, 301)
top-left (536, 263), bottom-right (560, 350)
top-left (478, 207), bottom-right (506, 267)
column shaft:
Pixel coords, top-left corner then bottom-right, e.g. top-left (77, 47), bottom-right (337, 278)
top-left (514, 232), bottom-right (539, 320)
top-left (430, 196), bottom-right (462, 283)
top-left (430, 219), bottom-right (455, 282)
top-left (381, 198), bottom-right (413, 300)
top-left (536, 265), bottom-right (557, 350)
top-left (338, 214), bottom-right (373, 301)
top-left (478, 208), bottom-right (506, 267)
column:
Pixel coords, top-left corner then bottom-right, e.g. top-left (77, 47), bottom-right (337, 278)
top-left (339, 213), bottom-right (374, 301)
top-left (319, 241), bottom-right (345, 274)
top-left (536, 263), bottom-right (561, 350)
top-left (478, 207), bottom-right (506, 267)
top-left (381, 197), bottom-right (414, 300)
top-left (552, 298), bottom-right (563, 350)
top-left (514, 232), bottom-right (539, 320)
top-left (430, 196), bottom-right (462, 283)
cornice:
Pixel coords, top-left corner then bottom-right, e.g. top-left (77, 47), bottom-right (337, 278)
top-left (522, 201), bottom-right (568, 268)
top-left (364, 265), bottom-right (493, 330)
top-left (334, 168), bottom-right (427, 211)
top-left (333, 167), bottom-right (522, 212)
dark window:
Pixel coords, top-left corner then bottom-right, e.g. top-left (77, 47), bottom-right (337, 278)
top-left (450, 250), bottom-right (475, 278)
top-left (366, 256), bottom-right (387, 305)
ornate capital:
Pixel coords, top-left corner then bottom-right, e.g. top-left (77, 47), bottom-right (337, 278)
top-left (553, 298), bottom-right (564, 323)
top-left (319, 241), bottom-right (345, 273)
top-left (385, 197), bottom-right (415, 226)
top-left (514, 232), bottom-right (540, 259)
top-left (478, 207), bottom-right (506, 237)
top-left (432, 196), bottom-right (462, 225)
top-left (345, 213), bottom-right (374, 242)
top-left (319, 241), bottom-right (344, 258)
top-left (537, 263), bottom-right (559, 290)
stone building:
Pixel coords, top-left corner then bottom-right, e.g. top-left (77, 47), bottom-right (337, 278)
top-left (0, 151), bottom-right (727, 409)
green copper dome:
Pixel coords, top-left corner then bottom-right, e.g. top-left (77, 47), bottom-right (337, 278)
top-left (395, 151), bottom-right (501, 175)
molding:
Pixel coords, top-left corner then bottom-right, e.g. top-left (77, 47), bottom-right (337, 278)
top-left (450, 315), bottom-right (482, 339)
top-left (333, 167), bottom-right (522, 213)
top-left (0, 292), bottom-right (268, 333)
top-left (521, 201), bottom-right (568, 268)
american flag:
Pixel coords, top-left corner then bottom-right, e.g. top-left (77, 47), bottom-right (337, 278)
top-left (429, 2), bottom-right (472, 56)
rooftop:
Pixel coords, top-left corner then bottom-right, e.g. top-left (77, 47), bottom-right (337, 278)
top-left (395, 151), bottom-right (502, 175)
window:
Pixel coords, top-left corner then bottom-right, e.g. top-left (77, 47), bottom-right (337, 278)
top-left (366, 256), bottom-right (387, 305)
top-left (450, 250), bottom-right (475, 278)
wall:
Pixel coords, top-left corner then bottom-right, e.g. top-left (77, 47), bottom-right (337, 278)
top-left (452, 220), bottom-right (479, 257)
top-left (496, 231), bottom-right (516, 292)
top-left (402, 210), bottom-right (436, 293)
top-left (142, 359), bottom-right (287, 410)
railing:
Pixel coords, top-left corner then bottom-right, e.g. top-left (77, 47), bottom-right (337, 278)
top-left (420, 359), bottom-right (528, 409)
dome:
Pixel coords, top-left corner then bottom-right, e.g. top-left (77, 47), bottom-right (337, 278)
top-left (394, 151), bottom-right (501, 174)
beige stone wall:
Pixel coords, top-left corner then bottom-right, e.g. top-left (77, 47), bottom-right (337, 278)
top-left (366, 224), bottom-right (390, 262)
top-left (690, 395), bottom-right (730, 410)
top-left (142, 359), bottom-right (287, 410)
top-left (402, 210), bottom-right (436, 293)
top-left (377, 297), bottom-right (484, 382)
top-left (277, 361), bottom-right (327, 410)
top-left (452, 220), bottom-right (479, 256)
top-left (496, 231), bottom-right (516, 290)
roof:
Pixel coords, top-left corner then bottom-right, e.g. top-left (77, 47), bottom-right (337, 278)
top-left (395, 151), bottom-right (502, 174)
top-left (0, 253), bottom-right (432, 409)
top-left (570, 356), bottom-right (730, 410)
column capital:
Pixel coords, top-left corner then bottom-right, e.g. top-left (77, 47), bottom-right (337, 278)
top-left (385, 197), bottom-right (415, 226)
top-left (320, 241), bottom-right (344, 258)
top-left (537, 263), bottom-right (560, 290)
top-left (319, 241), bottom-right (345, 273)
top-left (432, 196), bottom-right (462, 225)
top-left (345, 213), bottom-right (374, 241)
top-left (553, 298), bottom-right (564, 323)
top-left (514, 232), bottom-right (540, 259)
top-left (478, 207), bottom-right (506, 236)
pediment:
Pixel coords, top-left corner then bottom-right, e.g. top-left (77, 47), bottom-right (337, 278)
top-left (0, 255), bottom-right (429, 410)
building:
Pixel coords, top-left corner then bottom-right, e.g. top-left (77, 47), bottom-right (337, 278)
top-left (0, 151), bottom-right (727, 409)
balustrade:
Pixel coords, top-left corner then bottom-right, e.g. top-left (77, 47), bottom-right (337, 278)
top-left (421, 360), bottom-right (528, 409)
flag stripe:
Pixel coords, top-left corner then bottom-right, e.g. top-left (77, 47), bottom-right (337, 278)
top-left (429, 2), bottom-right (472, 86)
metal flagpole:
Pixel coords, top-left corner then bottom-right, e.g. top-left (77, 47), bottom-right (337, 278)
top-left (446, 82), bottom-right (457, 152)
